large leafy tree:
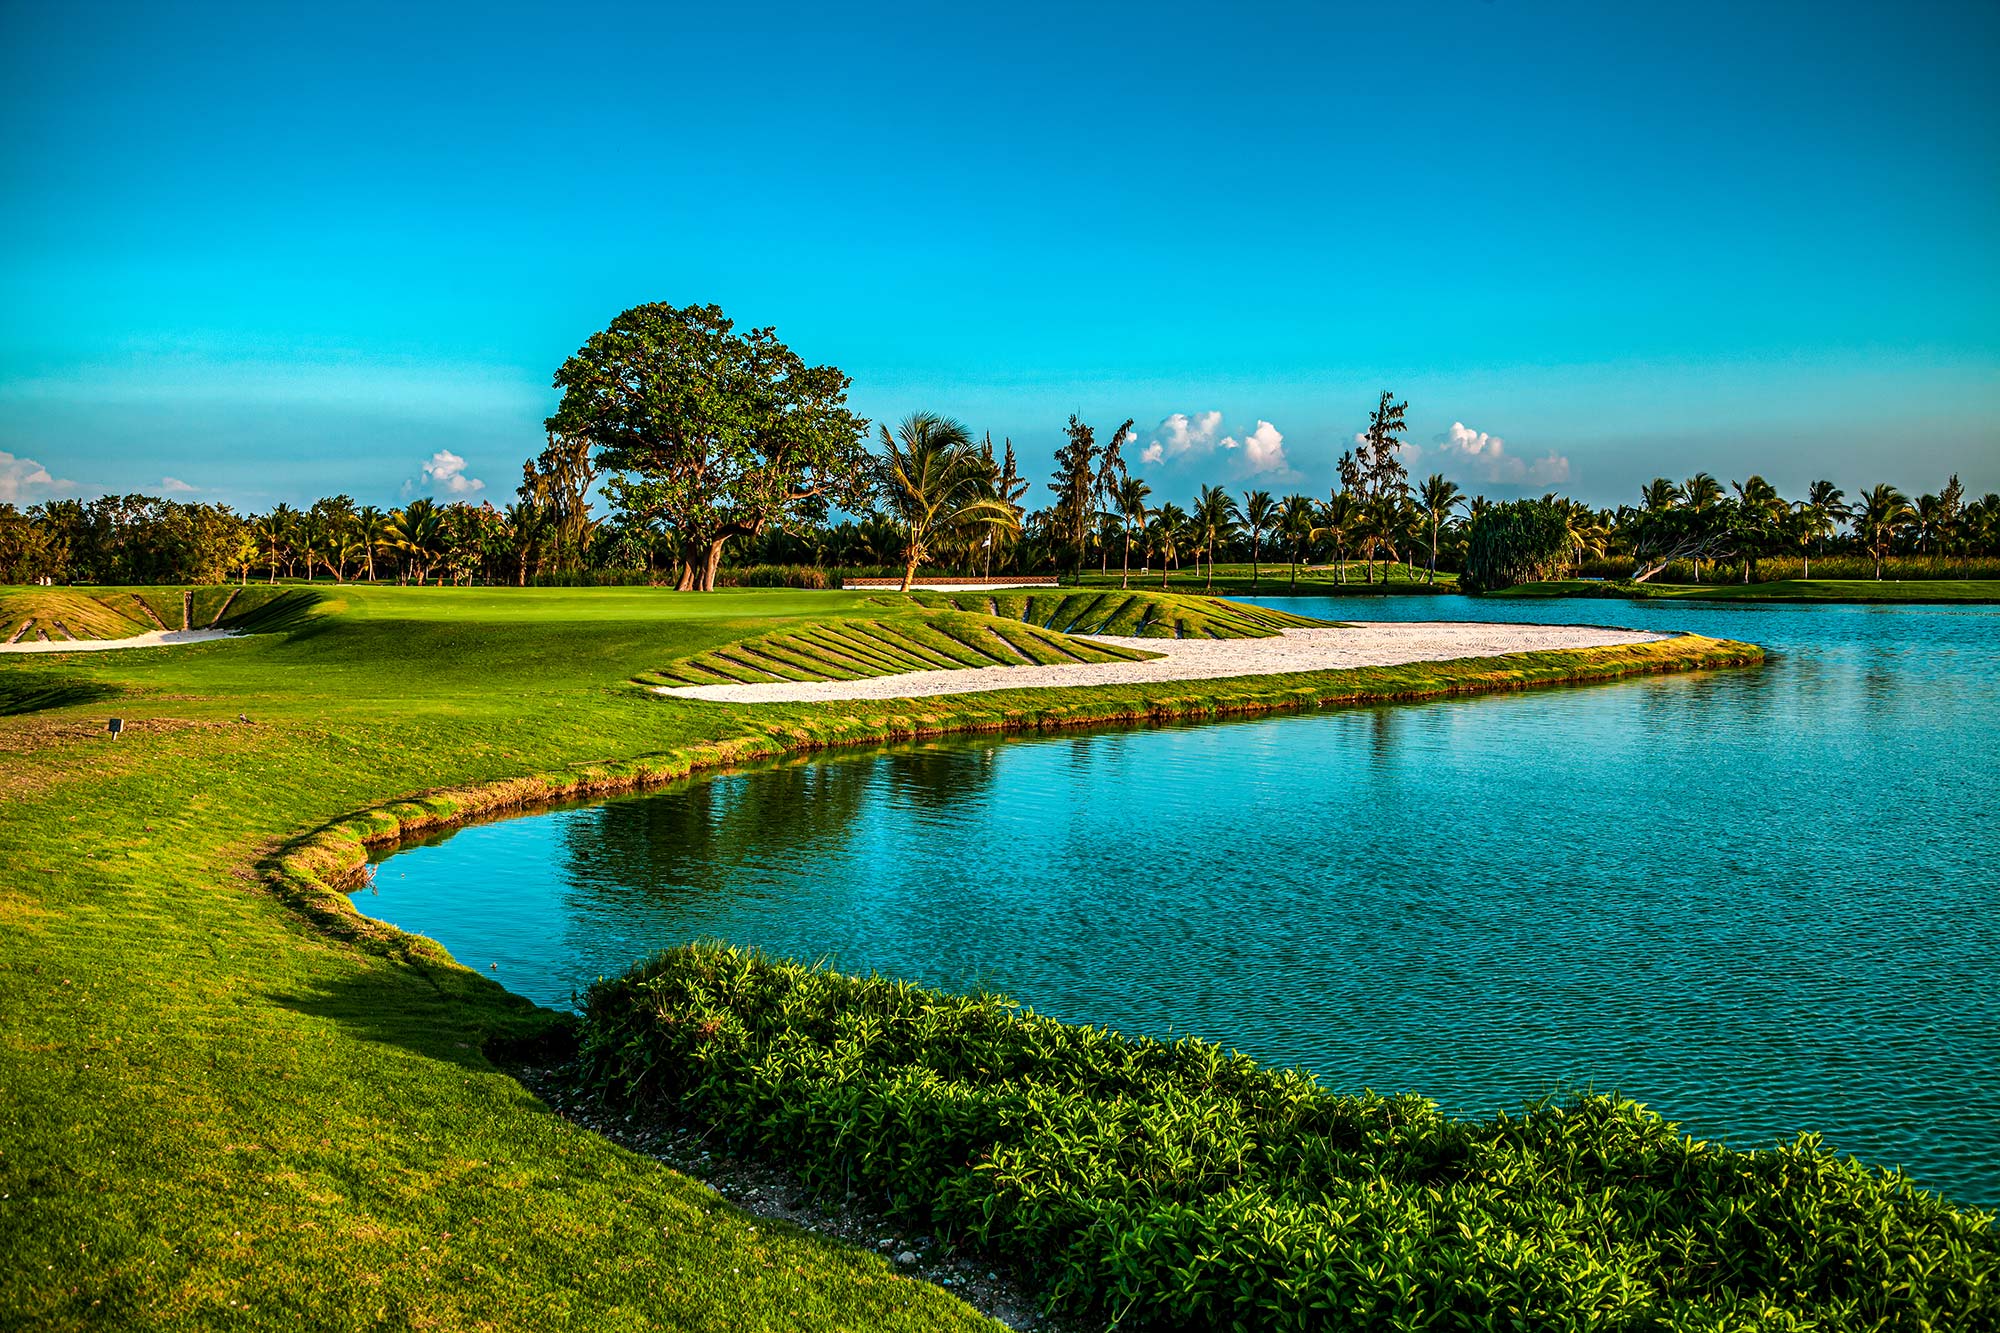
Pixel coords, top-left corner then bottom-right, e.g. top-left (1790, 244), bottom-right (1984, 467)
top-left (546, 303), bottom-right (871, 591)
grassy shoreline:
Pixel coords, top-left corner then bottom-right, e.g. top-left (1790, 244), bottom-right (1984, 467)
top-left (0, 583), bottom-right (1809, 1330)
top-left (1492, 577), bottom-right (2000, 604)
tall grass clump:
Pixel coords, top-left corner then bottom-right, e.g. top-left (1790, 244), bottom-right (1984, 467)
top-left (715, 564), bottom-right (833, 589)
top-left (578, 944), bottom-right (1996, 1331)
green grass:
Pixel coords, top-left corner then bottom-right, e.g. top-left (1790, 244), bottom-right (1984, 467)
top-left (1492, 578), bottom-right (2000, 604)
top-left (2, 583), bottom-right (1768, 1329)
top-left (580, 944), bottom-right (1999, 1332)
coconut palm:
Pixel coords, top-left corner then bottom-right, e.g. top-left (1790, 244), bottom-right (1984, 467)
top-left (874, 412), bottom-right (1019, 592)
top-left (1116, 475), bottom-right (1151, 590)
top-left (504, 500), bottom-right (548, 585)
top-left (1855, 483), bottom-right (1914, 580)
top-left (1416, 474), bottom-right (1463, 584)
top-left (1792, 481), bottom-right (1846, 579)
top-left (251, 509), bottom-right (290, 584)
top-left (1314, 491), bottom-right (1360, 584)
top-left (1641, 477), bottom-right (1680, 512)
top-left (1193, 485), bottom-right (1241, 591)
top-left (1278, 493), bottom-right (1315, 590)
top-left (389, 498), bottom-right (445, 584)
top-left (1150, 502), bottom-right (1186, 589)
top-left (355, 506), bottom-right (392, 581)
top-left (1682, 472), bottom-right (1724, 512)
top-left (1240, 490), bottom-right (1276, 588)
top-left (1728, 476), bottom-right (1785, 582)
top-left (1354, 495), bottom-right (1398, 584)
top-left (1677, 473), bottom-right (1726, 580)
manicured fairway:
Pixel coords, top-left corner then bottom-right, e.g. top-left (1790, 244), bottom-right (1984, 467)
top-left (1, 584), bottom-right (1755, 1330)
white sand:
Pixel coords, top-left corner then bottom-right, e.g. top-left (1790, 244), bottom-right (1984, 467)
top-left (655, 621), bottom-right (1669, 704)
top-left (0, 629), bottom-right (242, 654)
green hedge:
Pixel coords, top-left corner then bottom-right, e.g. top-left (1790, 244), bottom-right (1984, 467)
top-left (576, 944), bottom-right (1996, 1331)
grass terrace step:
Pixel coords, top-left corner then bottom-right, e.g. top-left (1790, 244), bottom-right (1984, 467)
top-left (901, 588), bottom-right (1328, 638)
top-left (643, 611), bottom-right (1161, 688)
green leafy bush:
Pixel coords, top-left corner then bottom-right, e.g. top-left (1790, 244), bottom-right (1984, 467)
top-left (1461, 499), bottom-right (1574, 593)
top-left (577, 944), bottom-right (1996, 1331)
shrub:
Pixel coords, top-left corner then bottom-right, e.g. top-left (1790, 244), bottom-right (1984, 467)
top-left (1460, 500), bottom-right (1573, 594)
top-left (577, 944), bottom-right (1997, 1331)
top-left (714, 564), bottom-right (831, 589)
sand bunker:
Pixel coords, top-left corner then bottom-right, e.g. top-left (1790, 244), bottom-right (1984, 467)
top-left (0, 629), bottom-right (243, 655)
top-left (654, 621), bottom-right (1669, 704)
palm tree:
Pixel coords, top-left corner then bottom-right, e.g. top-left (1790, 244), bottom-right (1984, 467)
top-left (355, 506), bottom-right (392, 581)
top-left (1150, 502), bottom-right (1186, 589)
top-left (504, 500), bottom-right (548, 585)
top-left (1415, 474), bottom-right (1463, 584)
top-left (1641, 477), bottom-right (1680, 512)
top-left (1095, 417), bottom-right (1133, 575)
top-left (389, 498), bottom-right (444, 584)
top-left (293, 513), bottom-right (327, 582)
top-left (1794, 480), bottom-right (1846, 579)
top-left (875, 412), bottom-right (1019, 592)
top-left (1278, 493), bottom-right (1315, 590)
top-left (1315, 491), bottom-right (1360, 584)
top-left (251, 510), bottom-right (289, 584)
top-left (1240, 490), bottom-right (1276, 588)
top-left (1193, 485), bottom-right (1240, 591)
top-left (1855, 483), bottom-right (1914, 580)
top-left (1354, 497), bottom-right (1392, 584)
top-left (1116, 475), bottom-right (1151, 590)
top-left (1729, 476), bottom-right (1784, 583)
top-left (1680, 472), bottom-right (1724, 583)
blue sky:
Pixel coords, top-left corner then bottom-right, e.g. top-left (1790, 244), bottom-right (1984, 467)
top-left (2, 0), bottom-right (1994, 512)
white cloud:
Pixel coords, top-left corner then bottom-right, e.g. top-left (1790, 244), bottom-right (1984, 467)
top-left (1139, 410), bottom-right (1225, 466)
top-left (414, 449), bottom-right (485, 496)
top-left (1220, 420), bottom-right (1295, 477)
top-left (159, 475), bottom-right (198, 493)
top-left (1135, 411), bottom-right (1296, 479)
top-left (0, 451), bottom-right (75, 505)
top-left (1405, 422), bottom-right (1571, 488)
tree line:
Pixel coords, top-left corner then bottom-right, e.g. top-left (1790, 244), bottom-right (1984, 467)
top-left (3, 302), bottom-right (1996, 588)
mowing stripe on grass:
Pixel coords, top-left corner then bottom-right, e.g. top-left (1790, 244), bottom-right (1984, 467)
top-left (807, 626), bottom-right (925, 675)
top-left (799, 627), bottom-right (919, 676)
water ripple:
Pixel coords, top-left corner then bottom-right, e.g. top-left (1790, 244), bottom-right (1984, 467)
top-left (360, 596), bottom-right (2000, 1206)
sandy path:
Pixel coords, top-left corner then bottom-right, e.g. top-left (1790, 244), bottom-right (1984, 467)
top-left (0, 629), bottom-right (242, 655)
top-left (655, 622), bottom-right (1669, 704)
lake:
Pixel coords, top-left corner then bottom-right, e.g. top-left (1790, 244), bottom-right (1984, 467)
top-left (356, 594), bottom-right (2000, 1205)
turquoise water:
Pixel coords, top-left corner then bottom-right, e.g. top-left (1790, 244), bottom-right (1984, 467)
top-left (358, 596), bottom-right (2000, 1205)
